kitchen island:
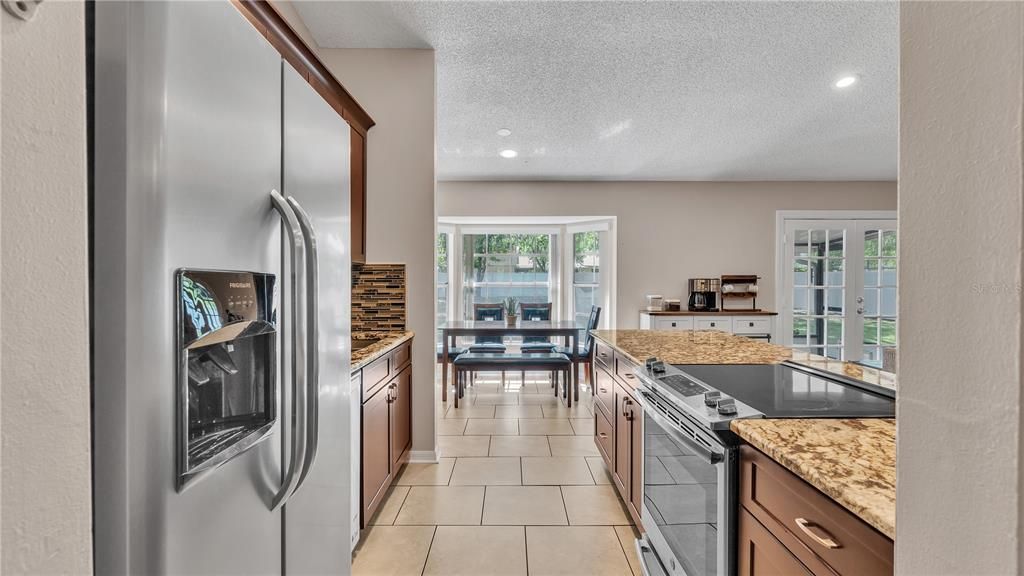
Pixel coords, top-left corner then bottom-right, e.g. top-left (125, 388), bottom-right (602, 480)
top-left (590, 329), bottom-right (895, 575)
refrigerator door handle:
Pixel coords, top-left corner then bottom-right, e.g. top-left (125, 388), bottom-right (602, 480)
top-left (271, 189), bottom-right (309, 511)
top-left (286, 195), bottom-right (320, 491)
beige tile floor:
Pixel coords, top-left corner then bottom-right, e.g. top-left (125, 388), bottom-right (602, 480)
top-left (353, 373), bottom-right (641, 576)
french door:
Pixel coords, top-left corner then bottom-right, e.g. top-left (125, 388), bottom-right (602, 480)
top-left (781, 217), bottom-right (897, 365)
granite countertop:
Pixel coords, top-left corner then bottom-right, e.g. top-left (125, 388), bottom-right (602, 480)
top-left (590, 329), bottom-right (896, 391)
top-left (731, 418), bottom-right (896, 539)
top-left (590, 329), bottom-right (794, 365)
top-left (640, 310), bottom-right (778, 316)
top-left (351, 330), bottom-right (414, 371)
top-left (590, 329), bottom-right (896, 540)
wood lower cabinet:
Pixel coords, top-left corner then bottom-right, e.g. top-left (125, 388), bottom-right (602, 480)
top-left (738, 445), bottom-right (893, 576)
top-left (390, 365), bottom-right (412, 468)
top-left (358, 339), bottom-right (413, 528)
top-left (738, 508), bottom-right (813, 576)
top-left (613, 384), bottom-right (633, 498)
top-left (594, 354), bottom-right (643, 529)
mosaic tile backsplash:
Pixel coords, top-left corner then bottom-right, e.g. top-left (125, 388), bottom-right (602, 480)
top-left (352, 263), bottom-right (406, 332)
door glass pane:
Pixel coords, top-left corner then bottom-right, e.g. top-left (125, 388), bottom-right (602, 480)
top-left (864, 288), bottom-right (878, 316)
top-left (826, 288), bottom-right (844, 314)
top-left (826, 318), bottom-right (843, 346)
top-left (792, 318), bottom-right (807, 345)
top-left (793, 259), bottom-right (809, 286)
top-left (880, 318), bottom-right (897, 347)
top-left (863, 318), bottom-right (879, 346)
top-left (810, 229), bottom-right (828, 257)
top-left (880, 287), bottom-right (897, 316)
top-left (573, 231), bottom-right (602, 327)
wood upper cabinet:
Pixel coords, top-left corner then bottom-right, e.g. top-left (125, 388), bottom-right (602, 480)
top-left (351, 130), bottom-right (367, 264)
top-left (361, 385), bottom-right (392, 524)
top-left (390, 365), bottom-right (412, 467)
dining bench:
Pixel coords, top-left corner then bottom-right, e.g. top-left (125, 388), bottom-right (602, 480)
top-left (451, 352), bottom-right (573, 408)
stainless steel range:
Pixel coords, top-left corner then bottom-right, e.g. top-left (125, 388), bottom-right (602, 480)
top-left (632, 359), bottom-right (895, 576)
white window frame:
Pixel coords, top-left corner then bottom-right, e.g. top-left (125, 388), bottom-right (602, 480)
top-left (455, 225), bottom-right (561, 321)
top-left (564, 221), bottom-right (614, 329)
top-left (437, 217), bottom-right (616, 327)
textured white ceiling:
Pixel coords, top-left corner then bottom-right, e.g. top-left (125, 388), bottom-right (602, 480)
top-left (295, 1), bottom-right (897, 181)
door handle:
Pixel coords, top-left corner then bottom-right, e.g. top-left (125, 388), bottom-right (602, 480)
top-left (795, 518), bottom-right (841, 549)
top-left (270, 190), bottom-right (308, 511)
top-left (287, 196), bottom-right (320, 492)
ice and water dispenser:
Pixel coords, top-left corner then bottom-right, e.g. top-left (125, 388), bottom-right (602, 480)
top-left (176, 269), bottom-right (277, 490)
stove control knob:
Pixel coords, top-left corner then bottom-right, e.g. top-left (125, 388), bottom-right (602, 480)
top-left (716, 397), bottom-right (738, 416)
top-left (703, 391), bottom-right (722, 407)
top-left (645, 357), bottom-right (660, 370)
top-left (651, 361), bottom-right (667, 374)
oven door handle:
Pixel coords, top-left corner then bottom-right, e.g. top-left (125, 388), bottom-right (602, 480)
top-left (635, 389), bottom-right (723, 465)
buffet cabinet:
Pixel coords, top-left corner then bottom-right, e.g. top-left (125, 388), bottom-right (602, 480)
top-left (638, 312), bottom-right (776, 341)
top-left (593, 339), bottom-right (643, 527)
top-left (738, 445), bottom-right (893, 576)
top-left (357, 340), bottom-right (413, 527)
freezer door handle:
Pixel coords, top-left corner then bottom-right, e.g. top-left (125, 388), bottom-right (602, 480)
top-left (287, 195), bottom-right (320, 492)
top-left (271, 189), bottom-right (309, 511)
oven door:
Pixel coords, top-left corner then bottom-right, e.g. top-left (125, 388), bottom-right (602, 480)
top-left (635, 387), bottom-right (736, 576)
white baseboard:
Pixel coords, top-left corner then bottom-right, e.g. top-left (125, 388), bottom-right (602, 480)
top-left (407, 450), bottom-right (438, 463)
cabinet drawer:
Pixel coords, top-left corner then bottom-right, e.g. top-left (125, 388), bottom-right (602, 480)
top-left (594, 366), bottom-right (616, 419)
top-left (740, 445), bottom-right (893, 576)
top-left (738, 508), bottom-right (814, 576)
top-left (595, 406), bottom-right (614, 471)
top-left (733, 317), bottom-right (772, 335)
top-left (614, 353), bottom-right (641, 389)
top-left (362, 354), bottom-right (390, 398)
top-left (653, 317), bottom-right (693, 330)
top-left (392, 341), bottom-right (411, 370)
top-left (595, 339), bottom-right (614, 370)
top-left (695, 317), bottom-right (731, 332)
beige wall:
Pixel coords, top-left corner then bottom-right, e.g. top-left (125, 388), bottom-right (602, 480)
top-left (274, 2), bottom-right (439, 458)
top-left (899, 3), bottom-right (1023, 573)
top-left (439, 181), bottom-right (896, 327)
top-left (1, 2), bottom-right (93, 574)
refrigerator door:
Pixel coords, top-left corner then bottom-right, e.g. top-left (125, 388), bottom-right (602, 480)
top-left (93, 1), bottom-right (285, 574)
top-left (281, 64), bottom-right (353, 574)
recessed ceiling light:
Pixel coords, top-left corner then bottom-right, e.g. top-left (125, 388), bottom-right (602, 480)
top-left (499, 149), bottom-right (518, 159)
top-left (835, 75), bottom-right (858, 88)
top-left (496, 128), bottom-right (512, 137)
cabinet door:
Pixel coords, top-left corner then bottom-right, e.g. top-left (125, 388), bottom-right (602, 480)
top-left (738, 508), bottom-right (813, 576)
top-left (629, 398), bottom-right (643, 524)
top-left (594, 366), bottom-right (616, 419)
top-left (350, 130), bottom-right (366, 264)
top-left (613, 385), bottom-right (633, 498)
top-left (390, 366), bottom-right (412, 467)
top-left (362, 386), bottom-right (392, 525)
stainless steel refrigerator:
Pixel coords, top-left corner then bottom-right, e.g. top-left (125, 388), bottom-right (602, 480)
top-left (92, 1), bottom-right (353, 573)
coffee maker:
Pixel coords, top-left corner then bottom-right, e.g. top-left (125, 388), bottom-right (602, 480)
top-left (687, 278), bottom-right (720, 311)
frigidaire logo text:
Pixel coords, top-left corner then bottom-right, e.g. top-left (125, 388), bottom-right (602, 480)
top-left (229, 282), bottom-right (252, 289)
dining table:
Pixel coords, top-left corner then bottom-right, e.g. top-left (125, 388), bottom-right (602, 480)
top-left (439, 319), bottom-right (582, 404)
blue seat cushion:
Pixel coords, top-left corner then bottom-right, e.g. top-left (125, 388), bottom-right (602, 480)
top-left (436, 345), bottom-right (467, 359)
top-left (453, 353), bottom-right (571, 367)
top-left (520, 343), bottom-right (557, 353)
top-left (467, 343), bottom-right (507, 353)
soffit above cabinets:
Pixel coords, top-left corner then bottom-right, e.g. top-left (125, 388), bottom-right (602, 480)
top-left (295, 1), bottom-right (897, 182)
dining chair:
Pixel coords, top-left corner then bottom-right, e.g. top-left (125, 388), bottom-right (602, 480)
top-left (468, 302), bottom-right (508, 388)
top-left (518, 302), bottom-right (555, 385)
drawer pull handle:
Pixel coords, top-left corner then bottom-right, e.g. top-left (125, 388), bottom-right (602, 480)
top-left (598, 433), bottom-right (608, 439)
top-left (795, 518), bottom-right (841, 549)
top-left (624, 373), bottom-right (635, 379)
top-left (599, 388), bottom-right (608, 393)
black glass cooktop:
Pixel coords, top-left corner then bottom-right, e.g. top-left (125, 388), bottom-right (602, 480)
top-left (673, 364), bottom-right (895, 419)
